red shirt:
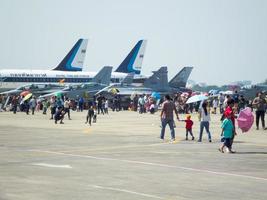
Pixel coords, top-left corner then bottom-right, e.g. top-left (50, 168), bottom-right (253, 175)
top-left (185, 119), bottom-right (193, 130)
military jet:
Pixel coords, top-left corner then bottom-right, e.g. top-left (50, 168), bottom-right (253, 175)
top-left (38, 66), bottom-right (113, 99)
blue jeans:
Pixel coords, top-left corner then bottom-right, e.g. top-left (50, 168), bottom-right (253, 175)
top-left (199, 121), bottom-right (211, 141)
top-left (160, 118), bottom-right (175, 140)
top-left (186, 129), bottom-right (194, 138)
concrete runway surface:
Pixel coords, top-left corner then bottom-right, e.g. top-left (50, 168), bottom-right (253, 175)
top-left (0, 110), bottom-right (266, 200)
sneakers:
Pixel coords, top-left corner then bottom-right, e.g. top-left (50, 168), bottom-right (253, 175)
top-left (170, 139), bottom-right (176, 143)
top-left (185, 137), bottom-right (188, 140)
top-left (209, 139), bottom-right (212, 143)
top-left (192, 136), bottom-right (195, 141)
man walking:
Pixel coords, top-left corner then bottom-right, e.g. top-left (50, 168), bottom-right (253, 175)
top-left (160, 94), bottom-right (179, 142)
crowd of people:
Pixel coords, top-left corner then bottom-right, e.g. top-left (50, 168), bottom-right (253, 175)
top-left (159, 91), bottom-right (267, 153)
top-left (0, 90), bottom-right (266, 154)
top-left (0, 93), bottom-right (112, 125)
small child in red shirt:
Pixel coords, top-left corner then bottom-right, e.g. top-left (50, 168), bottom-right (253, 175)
top-left (181, 114), bottom-right (195, 140)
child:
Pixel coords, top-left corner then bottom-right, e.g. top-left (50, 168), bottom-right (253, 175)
top-left (181, 114), bottom-right (195, 140)
top-left (219, 110), bottom-right (234, 153)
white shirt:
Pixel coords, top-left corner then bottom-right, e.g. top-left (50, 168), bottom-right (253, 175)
top-left (200, 108), bottom-right (210, 122)
top-left (64, 100), bottom-right (70, 108)
top-left (105, 100), bottom-right (108, 108)
top-left (213, 99), bottom-right (218, 108)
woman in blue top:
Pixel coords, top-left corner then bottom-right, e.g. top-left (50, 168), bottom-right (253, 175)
top-left (219, 110), bottom-right (235, 153)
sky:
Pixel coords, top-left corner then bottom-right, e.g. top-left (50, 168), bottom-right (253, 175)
top-left (0, 0), bottom-right (267, 86)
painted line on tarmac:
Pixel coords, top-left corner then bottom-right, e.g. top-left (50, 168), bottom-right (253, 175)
top-left (58, 142), bottom-right (171, 153)
top-left (90, 185), bottom-right (164, 199)
top-left (32, 163), bottom-right (72, 169)
top-left (29, 149), bottom-right (267, 182)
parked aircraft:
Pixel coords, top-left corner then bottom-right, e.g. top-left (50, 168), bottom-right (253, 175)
top-left (96, 66), bottom-right (193, 97)
top-left (38, 66), bottom-right (113, 99)
top-left (0, 40), bottom-right (146, 90)
top-left (0, 83), bottom-right (67, 96)
top-left (168, 66), bottom-right (193, 89)
top-left (0, 38), bottom-right (88, 90)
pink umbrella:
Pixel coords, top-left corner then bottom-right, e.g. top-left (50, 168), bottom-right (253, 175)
top-left (237, 107), bottom-right (254, 133)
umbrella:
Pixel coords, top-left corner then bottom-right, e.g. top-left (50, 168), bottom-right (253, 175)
top-left (186, 95), bottom-right (208, 104)
top-left (151, 92), bottom-right (161, 100)
top-left (55, 91), bottom-right (62, 98)
top-left (108, 88), bottom-right (119, 94)
top-left (237, 107), bottom-right (254, 133)
top-left (22, 93), bottom-right (32, 101)
top-left (223, 90), bottom-right (233, 95)
top-left (202, 92), bottom-right (209, 96)
top-left (209, 89), bottom-right (219, 95)
top-left (20, 90), bottom-right (30, 97)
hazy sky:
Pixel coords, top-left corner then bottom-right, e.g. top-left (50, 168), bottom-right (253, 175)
top-left (0, 0), bottom-right (267, 85)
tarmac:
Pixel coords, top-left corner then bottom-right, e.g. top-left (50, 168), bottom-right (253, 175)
top-left (0, 110), bottom-right (267, 200)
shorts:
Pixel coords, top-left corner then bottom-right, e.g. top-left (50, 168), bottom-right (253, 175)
top-left (224, 138), bottom-right (231, 148)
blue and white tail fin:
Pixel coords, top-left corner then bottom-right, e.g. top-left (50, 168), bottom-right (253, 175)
top-left (144, 67), bottom-right (169, 91)
top-left (53, 39), bottom-right (88, 71)
top-left (115, 40), bottom-right (147, 75)
top-left (169, 66), bottom-right (193, 88)
top-left (92, 66), bottom-right (113, 85)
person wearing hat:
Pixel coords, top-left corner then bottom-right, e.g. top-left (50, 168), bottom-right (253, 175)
top-left (219, 110), bottom-right (235, 153)
top-left (223, 98), bottom-right (237, 151)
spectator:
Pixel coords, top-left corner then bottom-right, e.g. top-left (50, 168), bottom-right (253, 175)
top-left (252, 92), bottom-right (267, 130)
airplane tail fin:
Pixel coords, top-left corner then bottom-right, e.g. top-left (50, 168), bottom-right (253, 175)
top-left (53, 39), bottom-right (88, 71)
top-left (115, 40), bottom-right (147, 75)
top-left (92, 66), bottom-right (113, 85)
top-left (144, 67), bottom-right (168, 91)
top-left (169, 66), bottom-right (193, 88)
top-left (121, 73), bottom-right (134, 86)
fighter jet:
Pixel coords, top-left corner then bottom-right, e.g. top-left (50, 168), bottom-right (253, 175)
top-left (38, 66), bottom-right (113, 99)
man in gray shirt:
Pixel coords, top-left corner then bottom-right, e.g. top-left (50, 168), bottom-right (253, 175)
top-left (252, 92), bottom-right (267, 130)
